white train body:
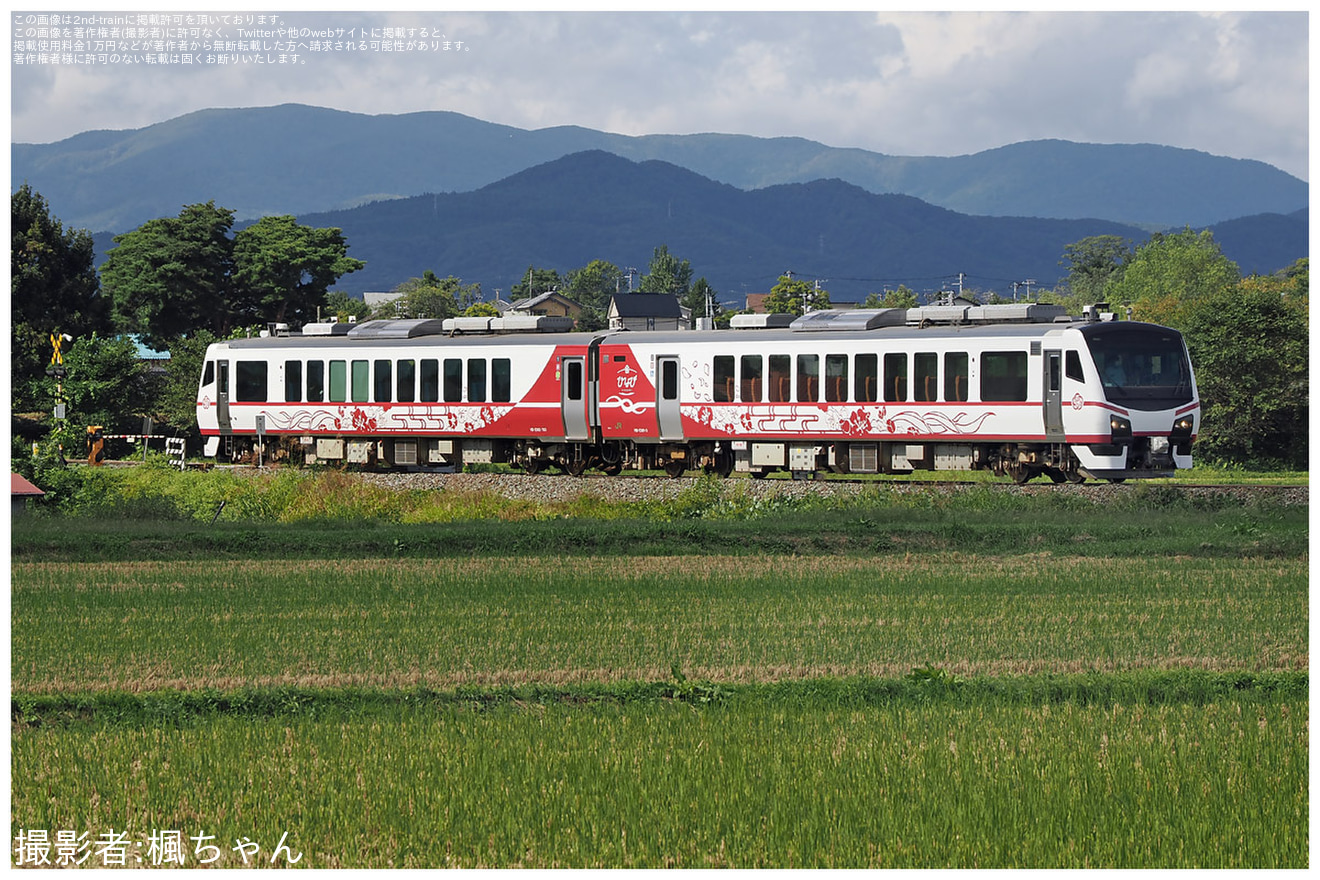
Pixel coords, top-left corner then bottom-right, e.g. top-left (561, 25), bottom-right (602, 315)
top-left (197, 306), bottom-right (1199, 482)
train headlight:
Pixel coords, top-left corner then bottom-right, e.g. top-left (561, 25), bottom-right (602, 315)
top-left (1109, 416), bottom-right (1132, 442)
top-left (1171, 416), bottom-right (1194, 440)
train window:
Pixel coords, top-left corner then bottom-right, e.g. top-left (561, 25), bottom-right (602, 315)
top-left (492, 359), bottom-right (512, 402)
top-left (1065, 351), bottom-right (1084, 382)
top-left (713, 356), bottom-right (735, 403)
top-left (397, 360), bottom-right (415, 403)
top-left (740, 355), bottom-right (763, 402)
top-left (218, 362), bottom-right (229, 395)
top-left (661, 359), bottom-right (678, 401)
top-left (202, 361), bottom-right (215, 387)
top-left (568, 360), bottom-right (584, 401)
top-left (945, 352), bottom-right (969, 402)
top-left (915, 353), bottom-right (938, 402)
top-left (443, 359), bottom-right (462, 403)
top-left (884, 353), bottom-right (907, 402)
top-left (374, 360), bottom-right (392, 403)
top-left (825, 354), bottom-right (848, 402)
top-left (768, 355), bottom-right (791, 403)
top-left (351, 360), bottom-right (370, 403)
top-left (797, 355), bottom-right (820, 402)
top-left (468, 359), bottom-right (487, 403)
top-left (307, 361), bottom-right (325, 402)
top-left (329, 361), bottom-right (347, 402)
top-left (855, 353), bottom-right (878, 403)
top-left (285, 360), bottom-right (302, 402)
top-left (982, 351), bottom-right (1028, 401)
top-left (420, 359), bottom-right (440, 402)
top-left (235, 361), bottom-right (268, 402)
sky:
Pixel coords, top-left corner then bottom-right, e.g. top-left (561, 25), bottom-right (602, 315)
top-left (7, 7), bottom-right (1311, 181)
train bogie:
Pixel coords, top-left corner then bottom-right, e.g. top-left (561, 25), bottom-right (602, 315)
top-left (196, 309), bottom-right (1199, 483)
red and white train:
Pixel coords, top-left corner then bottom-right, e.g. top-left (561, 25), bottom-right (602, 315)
top-left (196, 303), bottom-right (1199, 483)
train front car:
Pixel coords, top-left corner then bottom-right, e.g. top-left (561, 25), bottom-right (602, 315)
top-left (1064, 321), bottom-right (1199, 481)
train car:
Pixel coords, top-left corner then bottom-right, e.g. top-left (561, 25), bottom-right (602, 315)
top-left (196, 304), bottom-right (1198, 482)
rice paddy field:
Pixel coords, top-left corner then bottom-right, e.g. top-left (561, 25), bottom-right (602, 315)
top-left (10, 472), bottom-right (1309, 867)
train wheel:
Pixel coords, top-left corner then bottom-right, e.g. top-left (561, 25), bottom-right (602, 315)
top-left (664, 460), bottom-right (686, 479)
top-left (523, 458), bottom-right (546, 475)
top-left (601, 463), bottom-right (623, 476)
top-left (712, 448), bottom-right (734, 478)
top-left (1007, 464), bottom-right (1033, 484)
top-left (1045, 467), bottom-right (1067, 484)
top-left (565, 458), bottom-right (589, 477)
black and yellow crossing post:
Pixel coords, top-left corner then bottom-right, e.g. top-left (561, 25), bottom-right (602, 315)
top-left (45, 331), bottom-right (70, 462)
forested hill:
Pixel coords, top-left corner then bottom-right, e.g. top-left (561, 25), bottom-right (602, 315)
top-left (203, 151), bottom-right (1300, 302)
top-left (15, 103), bottom-right (1308, 234)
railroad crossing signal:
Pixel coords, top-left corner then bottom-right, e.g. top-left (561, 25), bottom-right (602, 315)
top-left (46, 331), bottom-right (69, 379)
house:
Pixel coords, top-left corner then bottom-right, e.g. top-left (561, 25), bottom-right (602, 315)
top-left (608, 293), bottom-right (687, 331)
top-left (507, 291), bottom-right (583, 322)
top-left (364, 291), bottom-right (405, 309)
top-left (11, 473), bottom-right (44, 515)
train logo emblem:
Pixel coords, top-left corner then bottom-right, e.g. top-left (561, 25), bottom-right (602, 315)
top-left (1072, 393), bottom-right (1085, 411)
top-left (616, 363), bottom-right (639, 391)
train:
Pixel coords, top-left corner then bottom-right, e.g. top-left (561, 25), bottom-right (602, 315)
top-left (196, 302), bottom-right (1199, 483)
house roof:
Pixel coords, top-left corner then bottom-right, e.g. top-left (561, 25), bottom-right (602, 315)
top-left (609, 293), bottom-right (683, 318)
top-left (130, 335), bottom-right (170, 360)
top-left (509, 291), bottom-right (581, 312)
top-left (12, 473), bottom-right (44, 497)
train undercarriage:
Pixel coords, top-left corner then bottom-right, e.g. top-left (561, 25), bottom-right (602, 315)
top-left (213, 433), bottom-right (1176, 484)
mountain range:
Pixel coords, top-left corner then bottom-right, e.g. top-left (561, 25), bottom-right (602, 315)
top-left (13, 103), bottom-right (1308, 303)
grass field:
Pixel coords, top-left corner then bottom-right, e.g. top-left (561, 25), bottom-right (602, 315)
top-left (11, 555), bottom-right (1306, 692)
top-left (10, 476), bottom-right (1309, 867)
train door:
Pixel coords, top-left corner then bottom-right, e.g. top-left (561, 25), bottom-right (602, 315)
top-left (560, 355), bottom-right (590, 441)
top-left (216, 359), bottom-right (232, 435)
top-left (656, 355), bottom-right (683, 441)
top-left (1043, 349), bottom-right (1064, 440)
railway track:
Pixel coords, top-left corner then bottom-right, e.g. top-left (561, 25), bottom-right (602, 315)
top-left (88, 457), bottom-right (1306, 505)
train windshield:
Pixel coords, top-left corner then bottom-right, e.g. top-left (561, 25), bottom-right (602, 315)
top-left (1082, 322), bottom-right (1194, 411)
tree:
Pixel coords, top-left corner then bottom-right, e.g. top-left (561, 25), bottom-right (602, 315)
top-left (1061, 235), bottom-right (1132, 303)
top-left (683, 277), bottom-right (723, 324)
top-left (639, 245), bottom-right (692, 296)
top-left (230, 215), bottom-right (364, 327)
top-left (37, 334), bottom-right (158, 445)
top-left (862, 285), bottom-right (918, 309)
top-left (510, 266), bottom-right (563, 300)
top-left (376, 271), bottom-right (480, 320)
top-left (101, 203), bottom-right (368, 343)
top-left (564, 259), bottom-right (623, 310)
top-left (463, 302), bottom-right (499, 318)
top-left (12, 184), bottom-right (108, 409)
top-left (1179, 261), bottom-right (1308, 468)
top-left (324, 290), bottom-right (372, 323)
top-left (157, 330), bottom-right (218, 441)
top-left (1107, 228), bottom-right (1240, 325)
top-left (764, 274), bottom-right (830, 315)
top-left (100, 202), bottom-right (236, 347)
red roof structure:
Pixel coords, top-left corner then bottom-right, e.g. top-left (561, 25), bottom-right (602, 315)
top-left (11, 473), bottom-right (45, 497)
